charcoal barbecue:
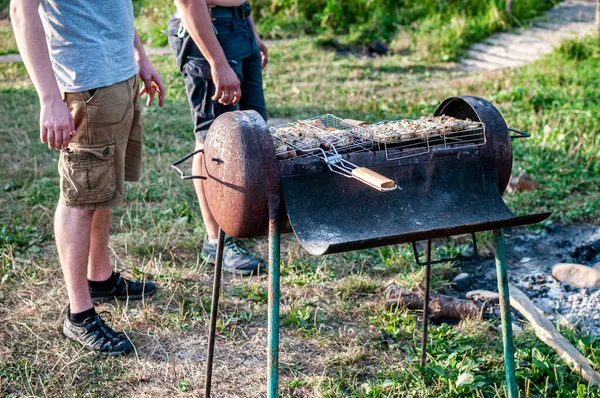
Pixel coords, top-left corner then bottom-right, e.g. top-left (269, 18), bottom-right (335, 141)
top-left (171, 96), bottom-right (550, 397)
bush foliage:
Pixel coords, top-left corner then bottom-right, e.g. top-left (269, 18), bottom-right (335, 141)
top-left (252, 0), bottom-right (560, 59)
top-left (132, 0), bottom-right (560, 60)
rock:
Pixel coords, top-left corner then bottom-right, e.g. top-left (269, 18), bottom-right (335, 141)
top-left (567, 293), bottom-right (583, 303)
top-left (452, 273), bottom-right (471, 291)
top-left (506, 171), bottom-right (539, 193)
top-left (546, 287), bottom-right (565, 299)
top-left (552, 263), bottom-right (600, 288)
top-left (512, 322), bottom-right (523, 336)
top-left (558, 316), bottom-right (579, 331)
top-left (571, 239), bottom-right (600, 263)
top-left (484, 267), bottom-right (497, 281)
top-left (594, 263), bottom-right (600, 271)
top-left (535, 298), bottom-right (556, 314)
top-left (466, 290), bottom-right (500, 304)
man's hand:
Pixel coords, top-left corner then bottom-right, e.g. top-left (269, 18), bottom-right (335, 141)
top-left (40, 98), bottom-right (76, 150)
top-left (256, 37), bottom-right (269, 69)
top-left (211, 62), bottom-right (241, 106)
top-left (138, 59), bottom-right (165, 107)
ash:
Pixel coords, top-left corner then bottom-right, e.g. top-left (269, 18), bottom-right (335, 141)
top-left (514, 273), bottom-right (600, 336)
top-left (455, 224), bottom-right (600, 336)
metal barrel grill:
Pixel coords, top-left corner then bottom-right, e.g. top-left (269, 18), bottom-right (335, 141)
top-left (171, 96), bottom-right (551, 397)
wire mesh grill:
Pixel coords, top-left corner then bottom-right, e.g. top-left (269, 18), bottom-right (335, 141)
top-left (270, 114), bottom-right (373, 160)
top-left (270, 115), bottom-right (486, 161)
top-left (371, 119), bottom-right (486, 161)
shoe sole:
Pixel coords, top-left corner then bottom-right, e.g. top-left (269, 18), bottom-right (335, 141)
top-left (201, 254), bottom-right (266, 276)
top-left (62, 331), bottom-right (133, 356)
top-left (91, 288), bottom-right (157, 304)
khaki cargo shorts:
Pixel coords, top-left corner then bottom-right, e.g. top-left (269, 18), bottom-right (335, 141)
top-left (59, 75), bottom-right (142, 209)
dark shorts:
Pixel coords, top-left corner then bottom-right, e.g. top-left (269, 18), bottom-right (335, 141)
top-left (166, 12), bottom-right (268, 144)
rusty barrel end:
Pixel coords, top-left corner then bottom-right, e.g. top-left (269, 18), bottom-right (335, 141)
top-left (435, 96), bottom-right (512, 194)
top-left (203, 110), bottom-right (280, 238)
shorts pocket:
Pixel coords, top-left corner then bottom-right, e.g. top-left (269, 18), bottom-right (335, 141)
top-left (183, 58), bottom-right (214, 119)
top-left (214, 19), bottom-right (235, 42)
top-left (183, 58), bottom-right (213, 80)
top-left (86, 81), bottom-right (132, 126)
top-left (59, 142), bottom-right (116, 206)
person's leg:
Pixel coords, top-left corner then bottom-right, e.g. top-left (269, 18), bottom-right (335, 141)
top-left (86, 76), bottom-right (156, 303)
top-left (192, 143), bottom-right (219, 240)
top-left (86, 205), bottom-right (157, 301)
top-left (176, 25), bottom-right (264, 275)
top-left (87, 208), bottom-right (113, 282)
top-left (54, 204), bottom-right (95, 313)
top-left (180, 54), bottom-right (235, 241)
top-left (57, 202), bottom-right (133, 355)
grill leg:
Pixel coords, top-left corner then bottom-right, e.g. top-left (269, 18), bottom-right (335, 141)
top-left (420, 240), bottom-right (432, 368)
top-left (494, 229), bottom-right (518, 398)
top-left (267, 194), bottom-right (281, 398)
top-left (205, 228), bottom-right (225, 398)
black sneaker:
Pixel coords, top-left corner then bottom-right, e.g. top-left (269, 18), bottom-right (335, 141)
top-left (89, 272), bottom-right (157, 303)
top-left (63, 310), bottom-right (133, 356)
top-left (201, 236), bottom-right (266, 276)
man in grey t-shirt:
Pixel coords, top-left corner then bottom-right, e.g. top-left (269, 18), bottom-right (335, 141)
top-left (11, 0), bottom-right (165, 355)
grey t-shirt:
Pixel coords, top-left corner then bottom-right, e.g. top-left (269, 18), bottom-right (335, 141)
top-left (39, 0), bottom-right (138, 92)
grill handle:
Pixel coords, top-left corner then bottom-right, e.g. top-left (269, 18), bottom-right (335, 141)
top-left (508, 127), bottom-right (530, 139)
top-left (171, 149), bottom-right (208, 180)
top-left (351, 167), bottom-right (397, 191)
top-left (323, 151), bottom-right (397, 192)
top-left (411, 233), bottom-right (478, 266)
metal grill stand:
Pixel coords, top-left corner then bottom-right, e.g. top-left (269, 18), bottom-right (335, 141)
top-left (204, 227), bottom-right (520, 397)
top-left (202, 196), bottom-right (283, 398)
top-left (172, 101), bottom-right (548, 397)
top-left (416, 232), bottom-right (518, 397)
top-left (267, 194), bottom-right (281, 397)
top-left (494, 230), bottom-right (518, 398)
top-left (204, 229), bottom-right (225, 398)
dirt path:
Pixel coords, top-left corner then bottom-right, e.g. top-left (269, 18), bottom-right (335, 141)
top-left (459, 0), bottom-right (596, 71)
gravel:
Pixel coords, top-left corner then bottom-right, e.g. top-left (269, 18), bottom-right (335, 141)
top-left (515, 272), bottom-right (600, 336)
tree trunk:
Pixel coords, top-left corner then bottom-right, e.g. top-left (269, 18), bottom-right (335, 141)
top-left (506, 0), bottom-right (512, 14)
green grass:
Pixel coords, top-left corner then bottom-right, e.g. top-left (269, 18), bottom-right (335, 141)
top-left (0, 20), bottom-right (18, 56)
top-left (1, 32), bottom-right (599, 396)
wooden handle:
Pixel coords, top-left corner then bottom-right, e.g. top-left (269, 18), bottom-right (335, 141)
top-left (351, 167), bottom-right (396, 191)
top-left (343, 118), bottom-right (368, 126)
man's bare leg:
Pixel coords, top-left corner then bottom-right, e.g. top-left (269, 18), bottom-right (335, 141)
top-left (54, 204), bottom-right (94, 313)
top-left (192, 141), bottom-right (219, 240)
top-left (87, 208), bottom-right (114, 282)
top-left (57, 203), bottom-right (136, 355)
